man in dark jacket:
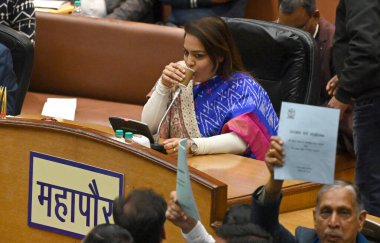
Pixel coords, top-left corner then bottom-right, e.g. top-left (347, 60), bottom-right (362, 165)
top-left (161, 0), bottom-right (247, 26)
top-left (0, 43), bottom-right (17, 115)
top-left (278, 0), bottom-right (335, 105)
top-left (255, 136), bottom-right (368, 243)
top-left (328, 0), bottom-right (380, 217)
top-left (277, 0), bottom-right (354, 157)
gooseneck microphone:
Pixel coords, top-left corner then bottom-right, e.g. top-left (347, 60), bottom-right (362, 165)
top-left (154, 87), bottom-right (182, 143)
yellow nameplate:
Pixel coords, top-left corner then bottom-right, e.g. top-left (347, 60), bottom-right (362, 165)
top-left (28, 152), bottom-right (124, 238)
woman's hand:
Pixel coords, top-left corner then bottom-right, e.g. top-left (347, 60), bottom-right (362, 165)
top-left (161, 62), bottom-right (186, 88)
top-left (162, 138), bottom-right (182, 154)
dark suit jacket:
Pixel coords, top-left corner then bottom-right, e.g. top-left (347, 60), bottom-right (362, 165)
top-left (334, 0), bottom-right (380, 103)
top-left (251, 186), bottom-right (368, 243)
top-left (316, 17), bottom-right (335, 105)
top-left (0, 43), bottom-right (17, 115)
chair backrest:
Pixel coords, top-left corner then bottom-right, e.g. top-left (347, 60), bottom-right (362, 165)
top-left (0, 24), bottom-right (34, 115)
top-left (224, 18), bottom-right (320, 115)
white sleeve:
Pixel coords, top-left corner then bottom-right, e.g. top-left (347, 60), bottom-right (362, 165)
top-left (182, 221), bottom-right (215, 243)
top-left (192, 132), bottom-right (247, 155)
top-left (141, 78), bottom-right (171, 134)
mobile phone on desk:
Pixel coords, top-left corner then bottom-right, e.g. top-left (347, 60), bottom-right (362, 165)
top-left (108, 116), bottom-right (167, 154)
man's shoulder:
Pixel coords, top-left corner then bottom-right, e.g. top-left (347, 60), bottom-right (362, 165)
top-left (295, 226), bottom-right (318, 243)
top-left (318, 17), bottom-right (335, 44)
top-left (0, 43), bottom-right (10, 55)
top-left (319, 17), bottom-right (336, 34)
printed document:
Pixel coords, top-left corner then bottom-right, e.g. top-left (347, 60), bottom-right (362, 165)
top-left (275, 102), bottom-right (340, 184)
top-left (42, 98), bottom-right (77, 121)
top-left (176, 139), bottom-right (200, 220)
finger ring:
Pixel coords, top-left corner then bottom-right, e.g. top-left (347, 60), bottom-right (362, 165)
top-left (173, 147), bottom-right (177, 152)
top-left (172, 143), bottom-right (175, 149)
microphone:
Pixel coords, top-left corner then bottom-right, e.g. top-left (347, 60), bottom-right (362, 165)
top-left (154, 87), bottom-right (182, 143)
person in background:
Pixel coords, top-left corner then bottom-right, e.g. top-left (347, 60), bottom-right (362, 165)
top-left (0, 0), bottom-right (36, 41)
top-left (106, 0), bottom-right (158, 23)
top-left (0, 43), bottom-right (17, 115)
top-left (161, 0), bottom-right (247, 27)
top-left (80, 0), bottom-right (158, 23)
top-left (278, 0), bottom-right (335, 102)
top-left (166, 193), bottom-right (273, 242)
top-left (142, 16), bottom-right (278, 158)
top-left (255, 136), bottom-right (367, 242)
top-left (277, 0), bottom-right (354, 156)
top-left (82, 223), bottom-right (134, 243)
top-left (112, 189), bottom-right (167, 243)
top-left (167, 137), bottom-right (369, 242)
top-left (328, 0), bottom-right (380, 217)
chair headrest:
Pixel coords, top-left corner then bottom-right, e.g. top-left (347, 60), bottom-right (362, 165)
top-left (224, 18), bottom-right (320, 115)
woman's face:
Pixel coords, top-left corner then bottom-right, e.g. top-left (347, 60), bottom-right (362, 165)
top-left (184, 34), bottom-right (218, 83)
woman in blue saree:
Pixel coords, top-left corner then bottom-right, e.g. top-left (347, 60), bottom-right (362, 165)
top-left (142, 16), bottom-right (278, 159)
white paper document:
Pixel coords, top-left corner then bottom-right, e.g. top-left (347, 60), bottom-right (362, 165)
top-left (34, 0), bottom-right (70, 9)
top-left (42, 98), bottom-right (77, 121)
top-left (275, 102), bottom-right (340, 184)
top-left (176, 139), bottom-right (200, 220)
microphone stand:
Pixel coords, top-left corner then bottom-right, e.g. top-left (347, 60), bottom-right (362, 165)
top-left (149, 87), bottom-right (182, 154)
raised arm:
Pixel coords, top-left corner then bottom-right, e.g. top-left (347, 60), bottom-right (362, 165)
top-left (166, 191), bottom-right (215, 243)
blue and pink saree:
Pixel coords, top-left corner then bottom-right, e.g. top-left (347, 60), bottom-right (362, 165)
top-left (160, 72), bottom-right (278, 160)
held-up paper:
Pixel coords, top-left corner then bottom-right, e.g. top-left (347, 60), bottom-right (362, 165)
top-left (176, 139), bottom-right (200, 220)
top-left (42, 98), bottom-right (77, 121)
top-left (275, 102), bottom-right (340, 184)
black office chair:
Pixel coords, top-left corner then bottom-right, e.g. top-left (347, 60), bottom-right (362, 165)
top-left (0, 24), bottom-right (34, 116)
top-left (224, 18), bottom-right (320, 115)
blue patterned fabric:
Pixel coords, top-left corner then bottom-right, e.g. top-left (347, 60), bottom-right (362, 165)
top-left (193, 72), bottom-right (278, 136)
top-left (193, 72), bottom-right (278, 158)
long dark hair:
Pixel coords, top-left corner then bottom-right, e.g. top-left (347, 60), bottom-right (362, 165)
top-left (184, 16), bottom-right (246, 79)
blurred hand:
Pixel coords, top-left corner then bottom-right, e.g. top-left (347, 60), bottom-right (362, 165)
top-left (161, 62), bottom-right (186, 88)
top-left (265, 136), bottom-right (285, 177)
top-left (326, 75), bottom-right (339, 96)
top-left (165, 191), bottom-right (197, 233)
top-left (264, 136), bottom-right (285, 195)
top-left (162, 138), bottom-right (182, 154)
top-left (327, 96), bottom-right (349, 120)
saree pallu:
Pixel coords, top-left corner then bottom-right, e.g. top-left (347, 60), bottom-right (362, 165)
top-left (160, 72), bottom-right (278, 160)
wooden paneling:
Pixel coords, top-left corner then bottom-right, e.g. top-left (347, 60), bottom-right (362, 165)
top-left (245, 0), bottom-right (278, 21)
top-left (317, 0), bottom-right (340, 24)
top-left (0, 118), bottom-right (227, 242)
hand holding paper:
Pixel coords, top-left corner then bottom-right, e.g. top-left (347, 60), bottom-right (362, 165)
top-left (175, 139), bottom-right (200, 221)
top-left (165, 191), bottom-right (197, 233)
top-left (274, 102), bottom-right (340, 184)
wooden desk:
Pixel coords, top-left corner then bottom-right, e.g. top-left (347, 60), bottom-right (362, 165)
top-left (3, 115), bottom-right (356, 242)
top-left (189, 154), bottom-right (269, 205)
top-left (17, 114), bottom-right (356, 213)
top-left (0, 117), bottom-right (226, 242)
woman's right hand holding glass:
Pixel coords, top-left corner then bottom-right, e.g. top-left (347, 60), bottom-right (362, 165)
top-left (161, 62), bottom-right (186, 88)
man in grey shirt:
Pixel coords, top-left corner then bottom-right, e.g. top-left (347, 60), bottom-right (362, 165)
top-left (106, 0), bottom-right (157, 23)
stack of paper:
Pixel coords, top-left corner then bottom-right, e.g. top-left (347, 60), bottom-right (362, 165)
top-left (42, 98), bottom-right (77, 121)
top-left (34, 0), bottom-right (70, 9)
